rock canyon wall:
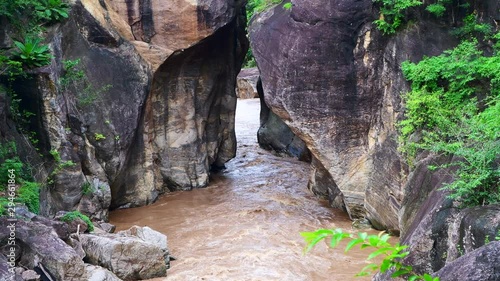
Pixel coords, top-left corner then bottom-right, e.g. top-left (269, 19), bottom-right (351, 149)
top-left (0, 0), bottom-right (247, 218)
top-left (250, 0), bottom-right (499, 278)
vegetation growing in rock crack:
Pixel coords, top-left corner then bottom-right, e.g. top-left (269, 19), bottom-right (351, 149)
top-left (81, 181), bottom-right (92, 195)
top-left (0, 0), bottom-right (69, 76)
top-left (60, 59), bottom-right (112, 108)
top-left (59, 210), bottom-right (94, 232)
top-left (301, 229), bottom-right (440, 281)
top-left (12, 37), bottom-right (52, 68)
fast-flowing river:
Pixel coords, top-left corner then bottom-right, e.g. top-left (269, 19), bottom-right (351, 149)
top-left (110, 99), bottom-right (380, 281)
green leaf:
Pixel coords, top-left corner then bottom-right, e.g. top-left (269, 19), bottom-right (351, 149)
top-left (345, 238), bottom-right (364, 252)
top-left (379, 259), bottom-right (392, 272)
top-left (391, 268), bottom-right (411, 278)
top-left (408, 276), bottom-right (419, 281)
top-left (367, 247), bottom-right (392, 260)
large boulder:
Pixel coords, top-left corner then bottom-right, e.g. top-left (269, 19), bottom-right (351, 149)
top-left (77, 226), bottom-right (169, 280)
top-left (236, 67), bottom-right (259, 99)
top-left (249, 0), bottom-right (456, 227)
top-left (0, 218), bottom-right (87, 281)
top-left (435, 241), bottom-right (500, 281)
top-left (117, 226), bottom-right (170, 263)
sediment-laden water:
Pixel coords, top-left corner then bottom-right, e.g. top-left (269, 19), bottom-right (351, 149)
top-left (110, 99), bottom-right (381, 281)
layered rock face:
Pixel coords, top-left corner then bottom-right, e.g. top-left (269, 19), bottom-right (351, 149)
top-left (250, 0), bottom-right (456, 228)
top-left (2, 0), bottom-right (247, 216)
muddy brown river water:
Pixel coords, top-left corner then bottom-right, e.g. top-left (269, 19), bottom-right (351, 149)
top-left (110, 99), bottom-right (383, 281)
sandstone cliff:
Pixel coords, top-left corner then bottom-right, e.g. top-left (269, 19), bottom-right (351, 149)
top-left (0, 0), bottom-right (248, 217)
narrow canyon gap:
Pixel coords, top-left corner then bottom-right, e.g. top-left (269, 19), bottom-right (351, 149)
top-left (110, 99), bottom-right (385, 280)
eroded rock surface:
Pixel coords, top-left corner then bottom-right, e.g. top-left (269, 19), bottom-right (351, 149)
top-left (250, 0), bottom-right (455, 228)
top-left (0, 217), bottom-right (169, 281)
top-left (78, 231), bottom-right (168, 280)
top-left (1, 0), bottom-right (247, 216)
top-left (257, 78), bottom-right (310, 160)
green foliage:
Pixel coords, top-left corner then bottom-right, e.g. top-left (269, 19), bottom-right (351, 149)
top-left (0, 142), bottom-right (32, 184)
top-left (495, 230), bottom-right (500, 241)
top-left (425, 4), bottom-right (446, 17)
top-left (0, 197), bottom-right (9, 216)
top-left (0, 158), bottom-right (24, 187)
top-left (60, 59), bottom-right (112, 107)
top-left (301, 229), bottom-right (439, 280)
top-left (60, 59), bottom-right (85, 86)
top-left (59, 210), bottom-right (94, 232)
top-left (59, 160), bottom-right (76, 168)
top-left (12, 37), bottom-right (52, 68)
top-left (0, 54), bottom-right (24, 78)
top-left (49, 149), bottom-right (61, 163)
top-left (1, 0), bottom-right (69, 27)
top-left (283, 2), bottom-right (292, 10)
top-left (243, 47), bottom-right (257, 68)
top-left (0, 141), bottom-right (17, 159)
top-left (0, 142), bottom-right (40, 214)
top-left (17, 181), bottom-right (40, 214)
top-left (452, 14), bottom-right (493, 41)
top-left (400, 37), bottom-right (500, 207)
top-left (372, 0), bottom-right (422, 34)
top-left (0, 0), bottom-right (69, 78)
top-left (94, 133), bottom-right (106, 141)
top-left (246, 0), bottom-right (282, 17)
top-left (34, 0), bottom-right (70, 23)
top-left (81, 181), bottom-right (92, 195)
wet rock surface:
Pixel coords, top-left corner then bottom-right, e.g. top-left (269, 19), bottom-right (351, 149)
top-left (110, 99), bottom-right (387, 281)
top-left (236, 67), bottom-right (259, 99)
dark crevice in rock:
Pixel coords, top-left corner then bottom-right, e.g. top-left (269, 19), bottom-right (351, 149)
top-left (138, 0), bottom-right (155, 42)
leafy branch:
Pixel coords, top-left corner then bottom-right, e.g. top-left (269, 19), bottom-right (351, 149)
top-left (301, 229), bottom-right (439, 281)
